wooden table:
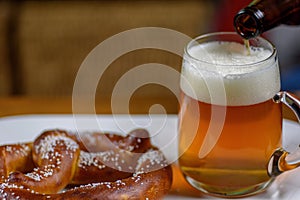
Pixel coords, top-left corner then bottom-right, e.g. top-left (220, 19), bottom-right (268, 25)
top-left (0, 96), bottom-right (179, 117)
top-left (0, 96), bottom-right (298, 120)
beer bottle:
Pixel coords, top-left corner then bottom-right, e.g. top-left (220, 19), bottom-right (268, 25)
top-left (234, 0), bottom-right (300, 39)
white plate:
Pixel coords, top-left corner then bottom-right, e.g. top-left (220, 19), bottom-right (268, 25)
top-left (0, 114), bottom-right (300, 200)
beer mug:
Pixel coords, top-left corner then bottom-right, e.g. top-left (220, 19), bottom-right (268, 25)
top-left (178, 32), bottom-right (300, 197)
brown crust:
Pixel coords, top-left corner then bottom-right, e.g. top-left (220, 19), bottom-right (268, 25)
top-left (0, 165), bottom-right (172, 200)
top-left (0, 143), bottom-right (34, 182)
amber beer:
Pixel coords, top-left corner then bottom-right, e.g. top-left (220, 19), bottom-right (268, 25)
top-left (178, 33), bottom-right (281, 197)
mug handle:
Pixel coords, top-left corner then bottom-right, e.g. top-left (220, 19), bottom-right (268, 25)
top-left (268, 91), bottom-right (300, 176)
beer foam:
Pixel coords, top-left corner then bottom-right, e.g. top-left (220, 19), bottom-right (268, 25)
top-left (181, 41), bottom-right (280, 106)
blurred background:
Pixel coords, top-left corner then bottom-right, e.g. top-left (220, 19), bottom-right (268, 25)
top-left (0, 0), bottom-right (299, 115)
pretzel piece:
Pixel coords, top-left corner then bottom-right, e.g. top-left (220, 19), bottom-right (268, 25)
top-left (71, 129), bottom-right (152, 184)
top-left (6, 130), bottom-right (80, 194)
top-left (0, 143), bottom-right (34, 182)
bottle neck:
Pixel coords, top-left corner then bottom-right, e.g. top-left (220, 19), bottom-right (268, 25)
top-left (234, 0), bottom-right (300, 39)
top-left (234, 7), bottom-right (265, 39)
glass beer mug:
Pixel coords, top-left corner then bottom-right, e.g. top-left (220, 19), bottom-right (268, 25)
top-left (178, 32), bottom-right (300, 197)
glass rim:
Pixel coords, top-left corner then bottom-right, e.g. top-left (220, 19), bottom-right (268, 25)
top-left (184, 31), bottom-right (277, 68)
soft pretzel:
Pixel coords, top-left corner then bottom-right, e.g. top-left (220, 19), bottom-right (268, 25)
top-left (0, 129), bottom-right (172, 199)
